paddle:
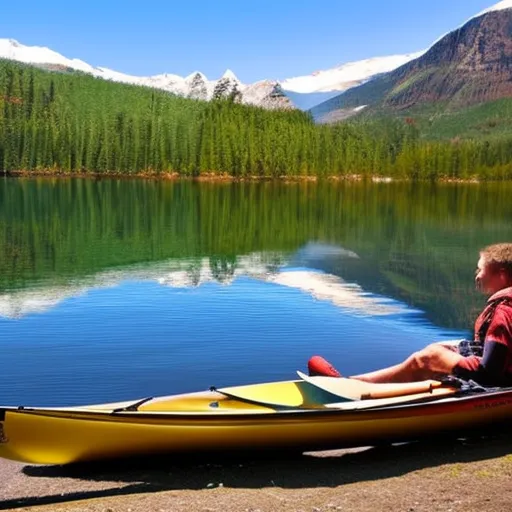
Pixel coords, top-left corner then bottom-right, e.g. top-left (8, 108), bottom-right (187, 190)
top-left (297, 371), bottom-right (448, 401)
top-left (214, 379), bottom-right (326, 409)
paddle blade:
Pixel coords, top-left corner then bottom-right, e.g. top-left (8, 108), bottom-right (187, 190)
top-left (297, 371), bottom-right (445, 400)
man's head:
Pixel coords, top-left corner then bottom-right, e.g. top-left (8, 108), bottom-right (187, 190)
top-left (476, 243), bottom-right (512, 295)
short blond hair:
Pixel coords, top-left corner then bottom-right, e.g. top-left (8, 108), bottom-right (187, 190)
top-left (480, 243), bottom-right (512, 279)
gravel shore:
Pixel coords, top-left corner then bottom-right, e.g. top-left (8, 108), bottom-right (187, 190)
top-left (1, 432), bottom-right (511, 512)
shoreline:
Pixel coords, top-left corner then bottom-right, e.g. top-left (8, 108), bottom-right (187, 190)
top-left (2, 170), bottom-right (484, 184)
top-left (2, 431), bottom-right (511, 511)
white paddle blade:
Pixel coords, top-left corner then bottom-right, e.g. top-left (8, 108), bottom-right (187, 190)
top-left (297, 371), bottom-right (443, 400)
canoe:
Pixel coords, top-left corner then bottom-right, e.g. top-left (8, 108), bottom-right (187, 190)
top-left (1, 376), bottom-right (512, 465)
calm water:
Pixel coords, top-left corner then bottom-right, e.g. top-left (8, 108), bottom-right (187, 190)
top-left (1, 178), bottom-right (512, 406)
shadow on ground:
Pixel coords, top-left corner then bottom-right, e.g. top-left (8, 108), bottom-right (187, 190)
top-left (1, 430), bottom-right (511, 510)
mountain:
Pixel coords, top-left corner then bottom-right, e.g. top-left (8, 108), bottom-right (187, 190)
top-left (0, 38), bottom-right (419, 112)
top-left (0, 39), bottom-right (294, 110)
top-left (281, 53), bottom-right (423, 94)
top-left (311, 0), bottom-right (512, 123)
top-left (281, 53), bottom-right (422, 110)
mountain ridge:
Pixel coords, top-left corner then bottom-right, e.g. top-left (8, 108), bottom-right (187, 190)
top-left (2, 1), bottom-right (510, 113)
top-left (0, 38), bottom-right (294, 110)
top-left (311, 1), bottom-right (512, 123)
top-left (0, 38), bottom-right (417, 111)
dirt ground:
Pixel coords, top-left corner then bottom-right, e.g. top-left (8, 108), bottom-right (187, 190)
top-left (1, 431), bottom-right (511, 512)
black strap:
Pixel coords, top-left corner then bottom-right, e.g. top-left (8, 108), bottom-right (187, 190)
top-left (111, 396), bottom-right (154, 413)
top-left (441, 375), bottom-right (499, 393)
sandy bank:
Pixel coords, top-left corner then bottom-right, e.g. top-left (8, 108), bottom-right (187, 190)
top-left (1, 431), bottom-right (511, 512)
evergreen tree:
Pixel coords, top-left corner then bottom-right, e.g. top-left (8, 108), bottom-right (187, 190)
top-left (2, 58), bottom-right (512, 181)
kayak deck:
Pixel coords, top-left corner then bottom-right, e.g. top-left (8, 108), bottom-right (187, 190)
top-left (32, 379), bottom-right (459, 414)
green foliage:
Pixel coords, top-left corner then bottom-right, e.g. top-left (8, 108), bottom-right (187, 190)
top-left (410, 99), bottom-right (512, 141)
top-left (388, 69), bottom-right (436, 97)
top-left (1, 59), bottom-right (512, 180)
top-left (357, 98), bottom-right (512, 142)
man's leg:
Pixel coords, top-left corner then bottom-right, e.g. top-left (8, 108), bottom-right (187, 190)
top-left (350, 343), bottom-right (465, 383)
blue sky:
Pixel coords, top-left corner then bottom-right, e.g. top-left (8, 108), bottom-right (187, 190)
top-left (0, 0), bottom-right (498, 82)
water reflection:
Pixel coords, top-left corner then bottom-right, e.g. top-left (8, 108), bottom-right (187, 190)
top-left (2, 178), bottom-right (512, 329)
top-left (269, 270), bottom-right (407, 316)
top-left (0, 263), bottom-right (459, 406)
top-left (0, 249), bottom-right (409, 319)
top-left (0, 253), bottom-right (279, 319)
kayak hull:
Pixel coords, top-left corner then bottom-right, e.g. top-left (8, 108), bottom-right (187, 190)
top-left (1, 380), bottom-right (512, 465)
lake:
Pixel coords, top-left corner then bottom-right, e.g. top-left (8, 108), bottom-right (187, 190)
top-left (1, 177), bottom-right (511, 406)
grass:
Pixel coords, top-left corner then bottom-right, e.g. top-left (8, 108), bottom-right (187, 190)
top-left (353, 98), bottom-right (512, 141)
top-left (447, 463), bottom-right (463, 478)
top-left (417, 99), bottom-right (512, 140)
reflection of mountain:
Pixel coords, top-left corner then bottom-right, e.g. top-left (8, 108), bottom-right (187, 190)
top-left (0, 246), bottom-right (412, 319)
top-left (156, 254), bottom-right (277, 288)
top-left (295, 242), bottom-right (359, 261)
top-left (294, 242), bottom-right (483, 334)
top-left (0, 253), bottom-right (284, 319)
top-left (0, 287), bottom-right (79, 319)
top-left (269, 270), bottom-right (405, 316)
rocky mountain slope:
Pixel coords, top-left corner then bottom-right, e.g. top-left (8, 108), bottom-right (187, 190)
top-left (311, 0), bottom-right (512, 123)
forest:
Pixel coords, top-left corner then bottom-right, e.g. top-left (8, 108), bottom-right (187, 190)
top-left (2, 58), bottom-right (512, 180)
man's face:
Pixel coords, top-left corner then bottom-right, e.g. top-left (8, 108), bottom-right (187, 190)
top-left (475, 255), bottom-right (506, 295)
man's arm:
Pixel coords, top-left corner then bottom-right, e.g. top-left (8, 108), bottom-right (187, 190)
top-left (452, 307), bottom-right (512, 385)
top-left (452, 340), bottom-right (508, 384)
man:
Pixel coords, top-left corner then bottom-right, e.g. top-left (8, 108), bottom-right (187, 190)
top-left (308, 243), bottom-right (512, 387)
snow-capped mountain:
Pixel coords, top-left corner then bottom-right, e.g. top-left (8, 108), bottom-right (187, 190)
top-left (0, 37), bottom-right (425, 111)
top-left (311, 0), bottom-right (512, 123)
top-left (287, 0), bottom-right (512, 111)
top-left (281, 53), bottom-right (423, 94)
top-left (0, 38), bottom-right (293, 110)
top-left (4, 0), bottom-right (509, 112)
top-left (471, 0), bottom-right (512, 20)
top-left (279, 53), bottom-right (423, 110)
top-left (285, 0), bottom-right (512, 98)
top-left (0, 38), bottom-right (93, 72)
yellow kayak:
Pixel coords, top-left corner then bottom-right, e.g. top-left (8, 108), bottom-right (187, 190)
top-left (0, 376), bottom-right (511, 465)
